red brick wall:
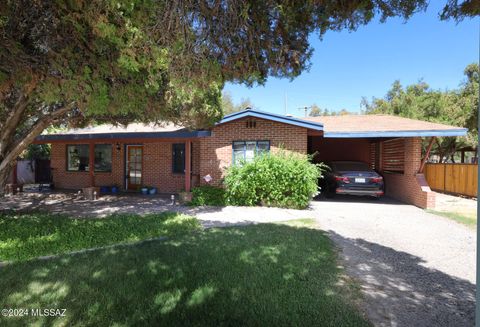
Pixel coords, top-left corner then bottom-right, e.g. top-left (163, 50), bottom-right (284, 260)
top-left (382, 137), bottom-right (435, 209)
top-left (51, 143), bottom-right (95, 189)
top-left (49, 126), bottom-right (435, 208)
top-left (309, 137), bottom-right (371, 163)
top-left (50, 141), bottom-right (200, 193)
top-left (199, 117), bottom-right (308, 186)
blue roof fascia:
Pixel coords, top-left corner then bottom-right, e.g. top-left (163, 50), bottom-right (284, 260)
top-left (324, 128), bottom-right (468, 138)
top-left (36, 130), bottom-right (211, 142)
top-left (218, 109), bottom-right (324, 131)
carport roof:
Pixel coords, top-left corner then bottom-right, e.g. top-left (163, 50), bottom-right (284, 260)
top-left (304, 115), bottom-right (467, 138)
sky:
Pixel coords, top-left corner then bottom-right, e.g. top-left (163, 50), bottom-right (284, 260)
top-left (223, 2), bottom-right (478, 116)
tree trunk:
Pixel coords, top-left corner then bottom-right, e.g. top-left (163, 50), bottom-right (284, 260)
top-left (0, 104), bottom-right (72, 195)
top-left (437, 151), bottom-right (445, 163)
top-left (0, 164), bottom-right (12, 195)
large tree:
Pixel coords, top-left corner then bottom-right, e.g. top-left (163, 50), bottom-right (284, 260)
top-left (0, 0), bottom-right (477, 189)
top-left (221, 91), bottom-right (256, 115)
top-left (361, 63), bottom-right (479, 162)
top-left (309, 104), bottom-right (352, 117)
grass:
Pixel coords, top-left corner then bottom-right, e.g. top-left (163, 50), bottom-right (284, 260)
top-left (0, 211), bottom-right (201, 262)
top-left (427, 210), bottom-right (477, 228)
top-left (0, 219), bottom-right (370, 326)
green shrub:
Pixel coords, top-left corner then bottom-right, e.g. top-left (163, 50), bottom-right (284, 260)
top-left (190, 185), bottom-right (226, 206)
top-left (224, 151), bottom-right (325, 209)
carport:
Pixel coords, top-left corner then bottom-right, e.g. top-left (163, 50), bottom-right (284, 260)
top-left (305, 115), bottom-right (467, 209)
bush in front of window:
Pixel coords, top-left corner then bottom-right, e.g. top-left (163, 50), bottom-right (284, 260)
top-left (224, 151), bottom-right (325, 209)
top-left (190, 185), bottom-right (226, 206)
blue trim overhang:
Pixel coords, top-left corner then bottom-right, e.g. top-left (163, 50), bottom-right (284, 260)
top-left (35, 130), bottom-right (211, 142)
top-left (218, 108), bottom-right (324, 131)
top-left (324, 128), bottom-right (468, 138)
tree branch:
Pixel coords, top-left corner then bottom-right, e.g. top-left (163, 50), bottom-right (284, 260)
top-left (0, 77), bottom-right (39, 154)
top-left (0, 103), bottom-right (73, 173)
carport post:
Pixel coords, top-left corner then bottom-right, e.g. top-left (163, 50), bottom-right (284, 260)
top-left (419, 137), bottom-right (435, 173)
top-left (476, 36), bottom-right (480, 327)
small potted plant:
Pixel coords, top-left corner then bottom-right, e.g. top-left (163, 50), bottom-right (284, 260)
top-left (111, 184), bottom-right (119, 194)
top-left (149, 187), bottom-right (157, 195)
top-left (178, 190), bottom-right (192, 203)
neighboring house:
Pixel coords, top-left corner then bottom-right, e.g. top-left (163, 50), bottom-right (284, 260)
top-left (35, 109), bottom-right (467, 209)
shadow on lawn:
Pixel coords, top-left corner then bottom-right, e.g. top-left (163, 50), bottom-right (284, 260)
top-left (0, 191), bottom-right (177, 218)
top-left (0, 212), bottom-right (200, 262)
top-left (327, 231), bottom-right (475, 327)
top-left (1, 223), bottom-right (474, 327)
top-left (0, 224), bottom-right (370, 327)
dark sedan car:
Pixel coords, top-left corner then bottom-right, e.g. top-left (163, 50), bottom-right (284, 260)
top-left (321, 161), bottom-right (384, 198)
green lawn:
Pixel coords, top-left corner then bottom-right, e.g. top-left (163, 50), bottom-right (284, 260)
top-left (0, 218), bottom-right (370, 326)
top-left (0, 212), bottom-right (200, 261)
top-left (427, 209), bottom-right (477, 228)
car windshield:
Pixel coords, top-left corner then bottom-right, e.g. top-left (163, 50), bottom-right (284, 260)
top-left (332, 161), bottom-right (370, 171)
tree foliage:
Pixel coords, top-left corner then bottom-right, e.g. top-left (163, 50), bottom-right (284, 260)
top-left (440, 0), bottom-right (480, 21)
top-left (309, 104), bottom-right (352, 117)
top-left (361, 63), bottom-right (479, 162)
top-left (221, 91), bottom-right (256, 115)
top-left (0, 0), bottom-right (477, 188)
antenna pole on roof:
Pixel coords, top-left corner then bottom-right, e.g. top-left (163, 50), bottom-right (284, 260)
top-left (297, 106), bottom-right (312, 117)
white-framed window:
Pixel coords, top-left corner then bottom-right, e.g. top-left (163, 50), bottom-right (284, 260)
top-left (232, 140), bottom-right (270, 164)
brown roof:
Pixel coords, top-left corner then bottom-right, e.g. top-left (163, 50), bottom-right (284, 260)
top-left (36, 111), bottom-right (467, 143)
top-left (35, 122), bottom-right (210, 142)
top-left (47, 123), bottom-right (183, 135)
top-left (303, 115), bottom-right (467, 137)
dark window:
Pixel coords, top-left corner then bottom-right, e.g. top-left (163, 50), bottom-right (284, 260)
top-left (67, 145), bottom-right (89, 171)
top-left (94, 144), bottom-right (112, 172)
top-left (172, 143), bottom-right (185, 174)
top-left (232, 141), bottom-right (270, 164)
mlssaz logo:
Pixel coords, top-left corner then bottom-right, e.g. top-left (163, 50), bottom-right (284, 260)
top-left (31, 309), bottom-right (67, 317)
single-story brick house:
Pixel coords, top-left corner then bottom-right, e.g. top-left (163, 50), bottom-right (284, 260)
top-left (35, 109), bottom-right (467, 208)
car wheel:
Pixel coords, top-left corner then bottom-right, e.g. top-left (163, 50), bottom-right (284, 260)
top-left (324, 186), bottom-right (336, 198)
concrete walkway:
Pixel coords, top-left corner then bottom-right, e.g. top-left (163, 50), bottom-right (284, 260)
top-left (0, 192), bottom-right (316, 224)
top-left (183, 205), bottom-right (316, 228)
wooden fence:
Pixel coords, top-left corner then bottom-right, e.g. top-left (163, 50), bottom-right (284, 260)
top-left (424, 163), bottom-right (477, 197)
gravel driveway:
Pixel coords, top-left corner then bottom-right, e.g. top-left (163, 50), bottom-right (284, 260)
top-left (312, 196), bottom-right (476, 327)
